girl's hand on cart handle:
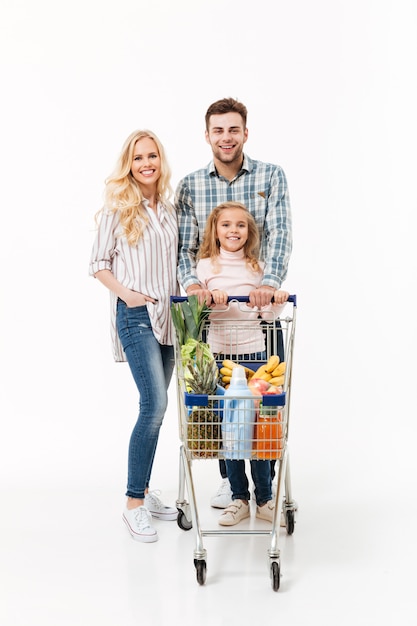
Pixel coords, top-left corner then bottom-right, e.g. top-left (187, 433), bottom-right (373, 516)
top-left (210, 289), bottom-right (228, 306)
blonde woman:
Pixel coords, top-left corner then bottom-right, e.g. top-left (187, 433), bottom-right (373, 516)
top-left (89, 130), bottom-right (180, 543)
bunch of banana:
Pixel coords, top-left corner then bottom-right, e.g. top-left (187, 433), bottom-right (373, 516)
top-left (219, 360), bottom-right (255, 387)
top-left (251, 355), bottom-right (286, 387)
top-left (220, 355), bottom-right (286, 388)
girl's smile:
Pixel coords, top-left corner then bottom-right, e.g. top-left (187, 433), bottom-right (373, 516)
top-left (216, 207), bottom-right (250, 253)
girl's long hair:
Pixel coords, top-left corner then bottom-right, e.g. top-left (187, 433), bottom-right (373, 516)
top-left (96, 129), bottom-right (173, 245)
top-left (197, 202), bottom-right (261, 273)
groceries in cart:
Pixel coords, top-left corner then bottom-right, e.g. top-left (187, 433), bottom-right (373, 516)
top-left (222, 365), bottom-right (254, 459)
top-left (220, 356), bottom-right (286, 390)
top-left (171, 295), bottom-right (287, 461)
top-left (171, 296), bottom-right (222, 458)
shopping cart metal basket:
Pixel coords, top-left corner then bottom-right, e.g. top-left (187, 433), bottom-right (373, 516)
top-left (171, 295), bottom-right (297, 591)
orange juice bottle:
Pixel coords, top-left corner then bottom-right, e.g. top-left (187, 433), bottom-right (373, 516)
top-left (255, 408), bottom-right (283, 459)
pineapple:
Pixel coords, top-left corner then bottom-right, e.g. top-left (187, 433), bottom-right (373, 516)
top-left (171, 295), bottom-right (221, 458)
top-left (185, 343), bottom-right (221, 458)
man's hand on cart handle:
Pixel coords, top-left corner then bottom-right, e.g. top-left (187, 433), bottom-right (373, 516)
top-left (186, 284), bottom-right (213, 306)
top-left (249, 285), bottom-right (276, 308)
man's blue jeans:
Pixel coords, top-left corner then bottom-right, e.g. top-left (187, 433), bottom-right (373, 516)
top-left (226, 459), bottom-right (272, 506)
top-left (116, 300), bottom-right (175, 499)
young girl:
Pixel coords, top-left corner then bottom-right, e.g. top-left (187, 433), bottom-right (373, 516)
top-left (89, 129), bottom-right (180, 542)
top-left (196, 201), bottom-right (289, 526)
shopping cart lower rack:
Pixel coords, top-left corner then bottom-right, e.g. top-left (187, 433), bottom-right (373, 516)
top-left (171, 295), bottom-right (297, 591)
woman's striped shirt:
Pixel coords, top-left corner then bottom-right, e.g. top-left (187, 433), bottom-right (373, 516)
top-left (89, 200), bottom-right (179, 362)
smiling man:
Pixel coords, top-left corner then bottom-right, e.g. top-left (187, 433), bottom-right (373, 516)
top-left (175, 97), bottom-right (293, 508)
top-left (205, 110), bottom-right (248, 176)
top-left (176, 97), bottom-right (292, 309)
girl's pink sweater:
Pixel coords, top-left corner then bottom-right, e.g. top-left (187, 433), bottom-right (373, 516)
top-left (196, 248), bottom-right (284, 355)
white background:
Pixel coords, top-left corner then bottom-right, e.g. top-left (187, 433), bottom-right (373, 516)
top-left (1, 1), bottom-right (416, 624)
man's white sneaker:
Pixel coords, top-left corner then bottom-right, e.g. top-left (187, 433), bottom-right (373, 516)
top-left (210, 478), bottom-right (232, 509)
top-left (144, 490), bottom-right (177, 521)
top-left (123, 506), bottom-right (158, 543)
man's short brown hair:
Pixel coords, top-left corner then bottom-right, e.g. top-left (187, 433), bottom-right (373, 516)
top-left (205, 97), bottom-right (248, 130)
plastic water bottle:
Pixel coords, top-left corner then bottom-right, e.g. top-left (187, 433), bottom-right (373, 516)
top-left (222, 367), bottom-right (255, 459)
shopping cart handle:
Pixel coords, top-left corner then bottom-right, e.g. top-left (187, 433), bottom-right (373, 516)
top-left (171, 294), bottom-right (297, 305)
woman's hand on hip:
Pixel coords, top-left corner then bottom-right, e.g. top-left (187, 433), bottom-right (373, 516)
top-left (124, 290), bottom-right (158, 307)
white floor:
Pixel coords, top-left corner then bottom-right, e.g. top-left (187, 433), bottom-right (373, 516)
top-left (2, 354), bottom-right (416, 626)
top-left (2, 430), bottom-right (416, 626)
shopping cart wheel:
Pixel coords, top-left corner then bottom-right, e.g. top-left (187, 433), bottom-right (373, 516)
top-left (194, 559), bottom-right (207, 585)
top-left (285, 510), bottom-right (295, 535)
top-left (270, 560), bottom-right (280, 591)
top-left (177, 509), bottom-right (192, 531)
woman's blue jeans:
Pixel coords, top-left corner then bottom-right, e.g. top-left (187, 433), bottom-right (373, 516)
top-left (226, 459), bottom-right (272, 507)
top-left (116, 300), bottom-right (175, 499)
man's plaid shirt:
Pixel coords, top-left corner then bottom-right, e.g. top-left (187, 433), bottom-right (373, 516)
top-left (175, 154), bottom-right (292, 290)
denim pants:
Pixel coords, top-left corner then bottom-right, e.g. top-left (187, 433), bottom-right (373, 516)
top-left (226, 459), bottom-right (272, 506)
top-left (116, 300), bottom-right (175, 499)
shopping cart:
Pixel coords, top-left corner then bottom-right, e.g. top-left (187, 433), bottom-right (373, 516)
top-left (171, 295), bottom-right (297, 591)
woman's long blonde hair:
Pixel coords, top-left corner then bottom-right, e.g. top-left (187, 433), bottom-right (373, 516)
top-left (197, 201), bottom-right (261, 273)
top-left (96, 129), bottom-right (173, 245)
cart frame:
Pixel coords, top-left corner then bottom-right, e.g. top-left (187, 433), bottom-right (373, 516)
top-left (171, 295), bottom-right (297, 590)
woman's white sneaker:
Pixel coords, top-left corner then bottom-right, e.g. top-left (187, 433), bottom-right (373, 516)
top-left (144, 490), bottom-right (177, 521)
top-left (123, 506), bottom-right (158, 542)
